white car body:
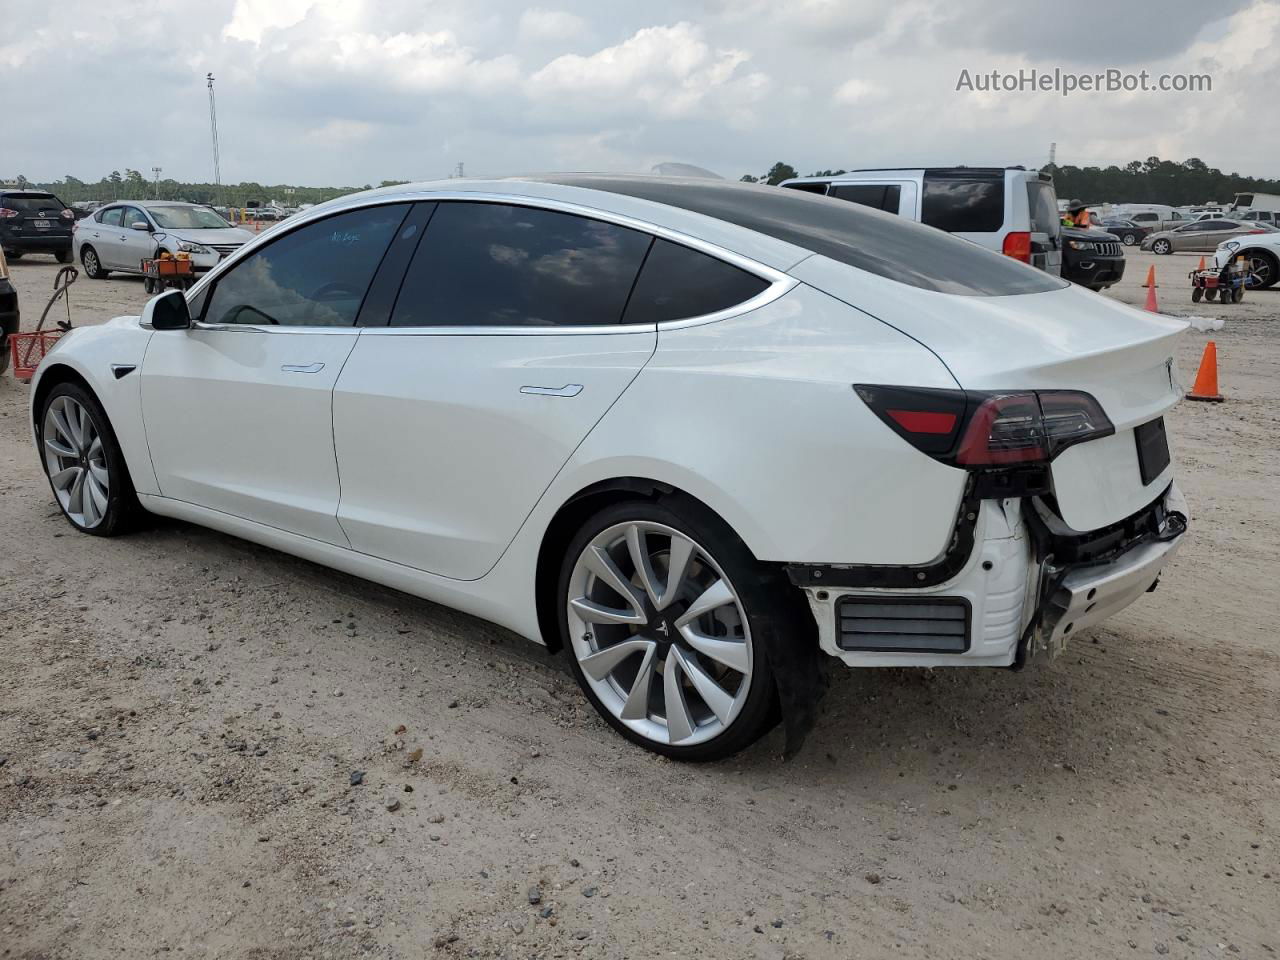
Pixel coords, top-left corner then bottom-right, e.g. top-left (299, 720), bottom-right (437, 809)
top-left (1213, 228), bottom-right (1280, 288)
top-left (31, 176), bottom-right (1190, 756)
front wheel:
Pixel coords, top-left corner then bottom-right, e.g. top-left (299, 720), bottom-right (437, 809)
top-left (1192, 286), bottom-right (1203, 302)
top-left (558, 499), bottom-right (784, 761)
top-left (39, 383), bottom-right (141, 536)
top-left (1152, 239), bottom-right (1172, 255)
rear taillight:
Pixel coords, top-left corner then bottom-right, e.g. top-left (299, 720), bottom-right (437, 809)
top-left (856, 384), bottom-right (1114, 477)
top-left (60, 208), bottom-right (74, 220)
top-left (1002, 231), bottom-right (1032, 263)
top-left (0, 208), bottom-right (18, 219)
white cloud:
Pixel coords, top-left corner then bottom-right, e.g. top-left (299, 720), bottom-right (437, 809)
top-left (528, 22), bottom-right (754, 117)
top-left (224, 0), bottom-right (317, 44)
top-left (518, 8), bottom-right (589, 42)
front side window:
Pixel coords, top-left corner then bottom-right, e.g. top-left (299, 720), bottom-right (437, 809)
top-left (622, 239), bottom-right (769, 324)
top-left (99, 207), bottom-right (123, 227)
top-left (390, 202), bottom-right (651, 327)
top-left (203, 204), bottom-right (409, 327)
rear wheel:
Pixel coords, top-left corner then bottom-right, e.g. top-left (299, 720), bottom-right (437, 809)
top-left (1122, 233), bottom-right (1137, 246)
top-left (1192, 286), bottom-right (1203, 302)
top-left (558, 499), bottom-right (784, 761)
top-left (1205, 288), bottom-right (1218, 301)
top-left (81, 245), bottom-right (108, 280)
top-left (5, 250), bottom-right (23, 261)
top-left (54, 248), bottom-right (71, 264)
top-left (38, 383), bottom-right (141, 536)
top-left (1233, 286), bottom-right (1244, 303)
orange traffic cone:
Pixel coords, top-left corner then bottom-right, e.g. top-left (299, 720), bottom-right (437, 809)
top-left (1144, 282), bottom-right (1159, 313)
top-left (1185, 341), bottom-right (1224, 402)
top-left (1143, 265), bottom-right (1157, 288)
top-left (1197, 256), bottom-right (1207, 271)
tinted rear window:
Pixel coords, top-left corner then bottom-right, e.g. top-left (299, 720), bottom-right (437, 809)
top-left (391, 202), bottom-right (651, 327)
top-left (623, 239), bottom-right (768, 324)
top-left (830, 184), bottom-right (902, 213)
top-left (533, 175), bottom-right (1065, 297)
top-left (922, 175), bottom-right (1004, 233)
top-left (2, 194), bottom-right (63, 213)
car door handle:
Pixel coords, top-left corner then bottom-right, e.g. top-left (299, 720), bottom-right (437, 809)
top-left (520, 384), bottom-right (583, 398)
top-left (281, 362), bottom-right (325, 374)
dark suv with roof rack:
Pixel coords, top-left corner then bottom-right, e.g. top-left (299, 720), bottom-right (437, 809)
top-left (0, 189), bottom-right (75, 262)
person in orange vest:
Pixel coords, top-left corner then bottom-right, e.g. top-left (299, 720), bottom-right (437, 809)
top-left (1064, 199), bottom-right (1093, 227)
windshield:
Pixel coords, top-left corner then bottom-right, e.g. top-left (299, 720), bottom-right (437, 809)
top-left (148, 205), bottom-right (231, 229)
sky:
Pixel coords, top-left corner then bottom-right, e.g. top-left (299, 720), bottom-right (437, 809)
top-left (3, 0), bottom-right (1277, 187)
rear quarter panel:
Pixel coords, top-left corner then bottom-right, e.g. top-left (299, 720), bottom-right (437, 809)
top-left (534, 283), bottom-right (969, 566)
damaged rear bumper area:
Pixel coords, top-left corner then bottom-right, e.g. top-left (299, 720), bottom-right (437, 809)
top-left (788, 482), bottom-right (1189, 668)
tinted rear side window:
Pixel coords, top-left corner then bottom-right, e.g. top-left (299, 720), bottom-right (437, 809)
top-left (623, 239), bottom-right (768, 324)
top-left (922, 175), bottom-right (1004, 233)
top-left (99, 207), bottom-right (123, 227)
top-left (829, 184), bottom-right (902, 213)
top-left (1, 194), bottom-right (63, 213)
top-left (391, 202), bottom-right (651, 327)
top-left (534, 175), bottom-right (1066, 297)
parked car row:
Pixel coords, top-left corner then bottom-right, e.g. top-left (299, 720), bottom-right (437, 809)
top-left (1141, 219), bottom-right (1276, 254)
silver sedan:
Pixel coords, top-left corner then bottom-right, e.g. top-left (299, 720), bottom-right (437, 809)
top-left (1141, 218), bottom-right (1276, 254)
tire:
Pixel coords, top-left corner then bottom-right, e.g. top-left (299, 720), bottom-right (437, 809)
top-left (1152, 239), bottom-right (1172, 255)
top-left (81, 245), bottom-right (108, 280)
top-left (37, 382), bottom-right (142, 536)
top-left (1206, 288), bottom-right (1218, 301)
top-left (1244, 250), bottom-right (1278, 289)
top-left (6, 250), bottom-right (23, 261)
top-left (1122, 233), bottom-right (1137, 246)
top-left (557, 497), bottom-right (786, 761)
top-left (1192, 286), bottom-right (1203, 302)
top-left (1233, 286), bottom-right (1244, 303)
top-left (54, 248), bottom-right (71, 264)
top-left (143, 277), bottom-right (156, 294)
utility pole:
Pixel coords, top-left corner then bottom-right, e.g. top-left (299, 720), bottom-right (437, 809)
top-left (152, 166), bottom-right (162, 199)
top-left (207, 73), bottom-right (223, 197)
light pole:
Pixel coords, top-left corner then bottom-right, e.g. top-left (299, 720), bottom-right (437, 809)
top-left (152, 166), bottom-right (162, 199)
top-left (207, 73), bottom-right (222, 197)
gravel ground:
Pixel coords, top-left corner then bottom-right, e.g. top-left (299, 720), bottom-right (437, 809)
top-left (1, 254), bottom-right (1277, 960)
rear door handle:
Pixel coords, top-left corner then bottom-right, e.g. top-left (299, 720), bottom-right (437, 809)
top-left (520, 384), bottom-right (583, 398)
top-left (282, 362), bottom-right (325, 374)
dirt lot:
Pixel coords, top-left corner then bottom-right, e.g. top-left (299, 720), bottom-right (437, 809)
top-left (2, 254), bottom-right (1277, 960)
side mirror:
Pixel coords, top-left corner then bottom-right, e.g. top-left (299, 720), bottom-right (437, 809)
top-left (142, 289), bottom-right (191, 330)
top-left (130, 220), bottom-right (152, 231)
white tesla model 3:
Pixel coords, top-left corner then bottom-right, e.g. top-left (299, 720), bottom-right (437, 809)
top-left (29, 176), bottom-right (1189, 760)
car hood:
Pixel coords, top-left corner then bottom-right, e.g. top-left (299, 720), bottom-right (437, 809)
top-left (1063, 227), bottom-right (1121, 242)
top-left (153, 226), bottom-right (255, 245)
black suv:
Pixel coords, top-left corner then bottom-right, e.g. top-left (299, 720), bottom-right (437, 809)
top-left (0, 248), bottom-right (18, 375)
top-left (1061, 226), bottom-right (1126, 292)
top-left (0, 189), bottom-right (74, 262)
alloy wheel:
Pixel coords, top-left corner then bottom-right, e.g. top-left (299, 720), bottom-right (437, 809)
top-left (565, 521), bottom-right (753, 747)
top-left (83, 248), bottom-right (99, 276)
top-left (1246, 255), bottom-right (1272, 288)
top-left (42, 395), bottom-right (110, 528)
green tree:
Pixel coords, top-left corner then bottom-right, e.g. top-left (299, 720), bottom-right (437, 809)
top-left (764, 162), bottom-right (798, 186)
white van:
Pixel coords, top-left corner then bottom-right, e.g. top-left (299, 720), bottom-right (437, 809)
top-left (780, 167), bottom-right (1062, 276)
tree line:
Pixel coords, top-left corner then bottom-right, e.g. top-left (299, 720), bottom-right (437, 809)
top-left (740, 157), bottom-right (1280, 203)
top-left (13, 156), bottom-right (1278, 208)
